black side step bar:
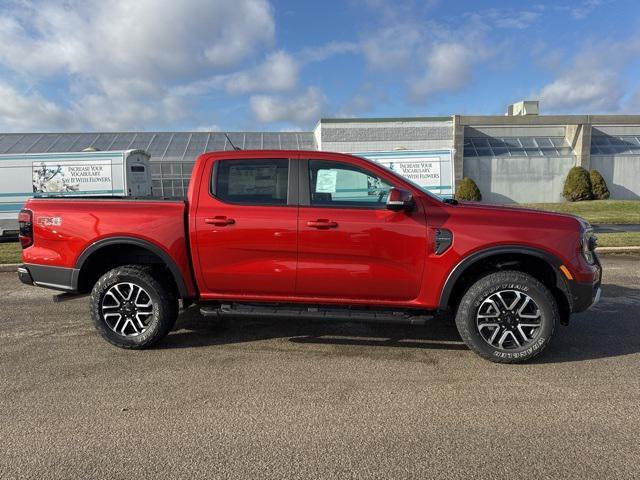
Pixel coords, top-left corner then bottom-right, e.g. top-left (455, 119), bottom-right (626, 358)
top-left (200, 303), bottom-right (433, 325)
top-left (52, 292), bottom-right (88, 303)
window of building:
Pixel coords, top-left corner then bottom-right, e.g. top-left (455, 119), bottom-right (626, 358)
top-left (464, 136), bottom-right (573, 157)
top-left (591, 135), bottom-right (640, 155)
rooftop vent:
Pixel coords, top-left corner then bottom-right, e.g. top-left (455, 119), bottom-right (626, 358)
top-left (506, 100), bottom-right (539, 116)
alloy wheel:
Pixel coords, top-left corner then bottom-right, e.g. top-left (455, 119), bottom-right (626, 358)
top-left (101, 282), bottom-right (154, 337)
top-left (475, 289), bottom-right (542, 350)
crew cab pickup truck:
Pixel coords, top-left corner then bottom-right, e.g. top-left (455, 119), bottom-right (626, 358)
top-left (17, 150), bottom-right (602, 363)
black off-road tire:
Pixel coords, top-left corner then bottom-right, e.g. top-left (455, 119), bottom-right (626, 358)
top-left (90, 265), bottom-right (178, 349)
top-left (455, 270), bottom-right (559, 364)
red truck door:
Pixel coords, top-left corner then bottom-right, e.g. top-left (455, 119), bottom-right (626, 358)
top-left (193, 157), bottom-right (298, 298)
top-left (296, 158), bottom-right (427, 301)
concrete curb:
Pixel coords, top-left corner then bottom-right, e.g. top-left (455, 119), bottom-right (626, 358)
top-left (0, 263), bottom-right (20, 272)
top-left (596, 246), bottom-right (640, 253)
top-left (0, 263), bottom-right (22, 272)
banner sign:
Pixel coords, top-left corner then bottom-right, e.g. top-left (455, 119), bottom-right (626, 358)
top-left (32, 160), bottom-right (113, 194)
top-left (356, 150), bottom-right (454, 198)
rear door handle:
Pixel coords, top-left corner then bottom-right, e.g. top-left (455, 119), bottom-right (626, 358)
top-left (306, 219), bottom-right (338, 229)
top-left (205, 216), bottom-right (235, 226)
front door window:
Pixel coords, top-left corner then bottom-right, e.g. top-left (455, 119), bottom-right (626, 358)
top-left (308, 160), bottom-right (392, 208)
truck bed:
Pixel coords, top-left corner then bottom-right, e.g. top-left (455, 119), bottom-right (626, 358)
top-left (21, 197), bottom-right (195, 296)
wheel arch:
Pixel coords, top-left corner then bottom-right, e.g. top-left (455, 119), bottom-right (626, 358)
top-left (439, 246), bottom-right (571, 322)
top-left (75, 236), bottom-right (188, 298)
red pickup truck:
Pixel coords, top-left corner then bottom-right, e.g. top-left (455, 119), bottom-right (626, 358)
top-left (17, 150), bottom-right (601, 363)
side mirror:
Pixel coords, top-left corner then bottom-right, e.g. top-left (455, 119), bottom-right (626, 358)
top-left (386, 187), bottom-right (414, 212)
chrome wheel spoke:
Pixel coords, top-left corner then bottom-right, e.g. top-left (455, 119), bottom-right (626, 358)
top-left (489, 325), bottom-right (502, 344)
top-left (498, 330), bottom-right (521, 348)
top-left (128, 319), bottom-right (140, 335)
top-left (113, 284), bottom-right (130, 301)
top-left (517, 296), bottom-right (541, 319)
top-left (134, 288), bottom-right (152, 308)
top-left (516, 325), bottom-right (530, 342)
top-left (496, 291), bottom-right (521, 311)
top-left (119, 319), bottom-right (130, 335)
top-left (134, 316), bottom-right (147, 331)
top-left (497, 330), bottom-right (509, 348)
top-left (478, 323), bottom-right (500, 330)
top-left (103, 291), bottom-right (120, 308)
top-left (478, 299), bottom-right (501, 319)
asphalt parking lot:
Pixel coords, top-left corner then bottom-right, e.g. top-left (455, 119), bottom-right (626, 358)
top-left (1, 255), bottom-right (639, 479)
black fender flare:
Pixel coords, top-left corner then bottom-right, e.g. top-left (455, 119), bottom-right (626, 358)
top-left (75, 236), bottom-right (189, 298)
top-left (438, 245), bottom-right (568, 310)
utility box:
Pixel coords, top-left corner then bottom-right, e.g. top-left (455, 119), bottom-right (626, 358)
top-left (507, 100), bottom-right (540, 116)
top-left (0, 149), bottom-right (152, 236)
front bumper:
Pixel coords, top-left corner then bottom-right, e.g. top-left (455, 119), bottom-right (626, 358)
top-left (567, 256), bottom-right (602, 313)
top-left (569, 281), bottom-right (602, 312)
top-left (18, 264), bottom-right (79, 292)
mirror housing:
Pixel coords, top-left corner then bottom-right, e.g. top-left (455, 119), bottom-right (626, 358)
top-left (386, 187), bottom-right (414, 212)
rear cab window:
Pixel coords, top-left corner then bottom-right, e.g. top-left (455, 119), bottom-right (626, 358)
top-left (212, 159), bottom-right (289, 206)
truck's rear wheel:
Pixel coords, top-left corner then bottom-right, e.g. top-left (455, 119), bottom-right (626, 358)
top-left (455, 270), bottom-right (558, 363)
top-left (90, 265), bottom-right (178, 349)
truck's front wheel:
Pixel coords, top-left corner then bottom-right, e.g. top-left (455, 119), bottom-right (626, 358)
top-left (90, 265), bottom-right (178, 349)
top-left (455, 271), bottom-right (558, 363)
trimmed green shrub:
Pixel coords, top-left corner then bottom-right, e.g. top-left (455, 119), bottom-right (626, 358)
top-left (563, 166), bottom-right (592, 202)
top-left (589, 169), bottom-right (610, 200)
top-left (455, 177), bottom-right (482, 201)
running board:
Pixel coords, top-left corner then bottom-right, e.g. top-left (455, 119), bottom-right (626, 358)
top-left (200, 303), bottom-right (433, 325)
top-left (52, 292), bottom-right (88, 303)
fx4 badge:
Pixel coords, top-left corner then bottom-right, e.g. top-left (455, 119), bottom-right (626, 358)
top-left (38, 216), bottom-right (62, 227)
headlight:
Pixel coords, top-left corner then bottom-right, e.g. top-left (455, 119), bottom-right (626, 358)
top-left (581, 228), bottom-right (597, 264)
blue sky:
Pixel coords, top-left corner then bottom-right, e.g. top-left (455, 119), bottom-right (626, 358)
top-left (0, 0), bottom-right (639, 132)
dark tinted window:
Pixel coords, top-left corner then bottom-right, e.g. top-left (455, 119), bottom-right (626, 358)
top-left (214, 159), bottom-right (288, 205)
top-left (308, 160), bottom-right (392, 208)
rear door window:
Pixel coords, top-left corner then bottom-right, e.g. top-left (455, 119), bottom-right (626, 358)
top-left (213, 159), bottom-right (289, 206)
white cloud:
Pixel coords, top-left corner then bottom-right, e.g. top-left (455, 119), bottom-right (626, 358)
top-left (361, 23), bottom-right (422, 69)
top-left (358, 5), bottom-right (498, 103)
top-left (250, 87), bottom-right (324, 124)
top-left (571, 0), bottom-right (603, 20)
top-left (0, 79), bottom-right (189, 132)
top-left (0, 81), bottom-right (77, 132)
top-left (172, 49), bottom-right (299, 97)
top-left (74, 91), bottom-right (187, 131)
top-left (195, 124), bottom-right (221, 132)
top-left (225, 51), bottom-right (298, 94)
top-left (539, 72), bottom-right (623, 112)
top-left (298, 41), bottom-right (360, 63)
top-left (469, 8), bottom-right (541, 30)
top-left (0, 0), bottom-right (276, 130)
top-left (536, 38), bottom-right (640, 113)
top-left (410, 43), bottom-right (474, 99)
top-left (0, 0), bottom-right (275, 79)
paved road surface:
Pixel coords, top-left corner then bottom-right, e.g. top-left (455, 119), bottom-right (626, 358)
top-left (1, 256), bottom-right (639, 479)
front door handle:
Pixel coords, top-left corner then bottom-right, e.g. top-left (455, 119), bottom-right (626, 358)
top-left (306, 219), bottom-right (338, 229)
top-left (205, 216), bottom-right (235, 226)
